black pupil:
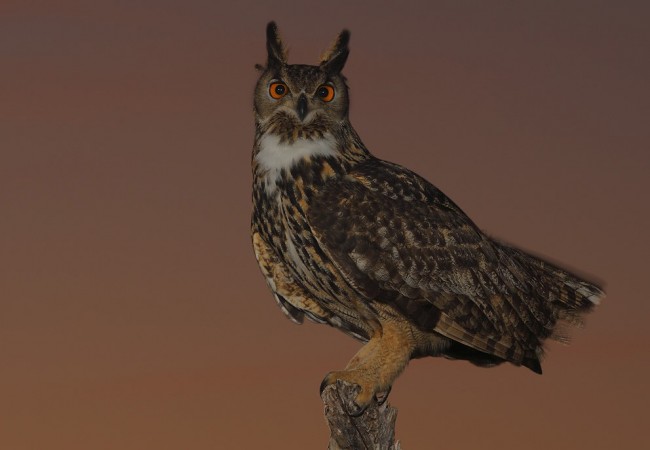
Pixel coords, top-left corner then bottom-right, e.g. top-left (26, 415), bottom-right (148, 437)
top-left (318, 87), bottom-right (329, 98)
top-left (274, 84), bottom-right (285, 95)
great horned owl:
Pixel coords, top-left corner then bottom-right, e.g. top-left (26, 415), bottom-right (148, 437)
top-left (251, 22), bottom-right (603, 415)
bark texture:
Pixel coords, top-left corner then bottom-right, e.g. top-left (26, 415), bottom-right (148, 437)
top-left (322, 381), bottom-right (401, 450)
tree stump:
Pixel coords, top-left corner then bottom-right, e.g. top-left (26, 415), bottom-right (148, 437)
top-left (321, 380), bottom-right (401, 450)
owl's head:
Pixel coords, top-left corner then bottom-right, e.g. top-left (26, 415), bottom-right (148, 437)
top-left (254, 22), bottom-right (351, 140)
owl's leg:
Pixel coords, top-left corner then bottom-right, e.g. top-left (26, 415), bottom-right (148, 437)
top-left (320, 319), bottom-right (414, 416)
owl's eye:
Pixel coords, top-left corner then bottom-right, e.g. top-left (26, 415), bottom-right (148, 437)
top-left (269, 82), bottom-right (288, 99)
top-left (317, 85), bottom-right (335, 102)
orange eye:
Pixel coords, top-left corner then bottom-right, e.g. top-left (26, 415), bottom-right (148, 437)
top-left (269, 82), bottom-right (288, 99)
top-left (317, 85), bottom-right (335, 102)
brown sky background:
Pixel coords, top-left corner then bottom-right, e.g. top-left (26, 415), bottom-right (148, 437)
top-left (2, 1), bottom-right (649, 449)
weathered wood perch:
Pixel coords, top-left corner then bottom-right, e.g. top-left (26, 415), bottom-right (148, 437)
top-left (321, 380), bottom-right (401, 450)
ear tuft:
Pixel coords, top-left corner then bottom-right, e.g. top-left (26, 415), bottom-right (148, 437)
top-left (266, 21), bottom-right (288, 69)
top-left (320, 29), bottom-right (350, 75)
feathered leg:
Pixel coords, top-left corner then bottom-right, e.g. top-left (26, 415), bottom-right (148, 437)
top-left (320, 318), bottom-right (415, 416)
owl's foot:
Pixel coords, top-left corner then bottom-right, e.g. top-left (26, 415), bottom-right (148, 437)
top-left (320, 318), bottom-right (415, 416)
top-left (320, 370), bottom-right (390, 416)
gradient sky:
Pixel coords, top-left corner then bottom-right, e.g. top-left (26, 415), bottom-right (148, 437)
top-left (2, 1), bottom-right (649, 449)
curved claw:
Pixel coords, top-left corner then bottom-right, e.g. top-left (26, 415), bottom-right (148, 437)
top-left (374, 385), bottom-right (392, 406)
top-left (319, 371), bottom-right (335, 395)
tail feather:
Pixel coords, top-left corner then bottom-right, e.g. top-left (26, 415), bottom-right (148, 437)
top-left (503, 244), bottom-right (605, 309)
top-left (563, 280), bottom-right (604, 306)
top-left (501, 244), bottom-right (605, 348)
top-left (441, 241), bottom-right (603, 374)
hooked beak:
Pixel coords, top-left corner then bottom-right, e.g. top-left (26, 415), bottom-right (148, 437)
top-left (296, 94), bottom-right (308, 121)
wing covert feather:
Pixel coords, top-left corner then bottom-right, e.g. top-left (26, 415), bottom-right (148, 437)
top-left (307, 158), bottom-right (545, 363)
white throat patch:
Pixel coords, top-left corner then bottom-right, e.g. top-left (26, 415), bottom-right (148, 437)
top-left (255, 133), bottom-right (338, 194)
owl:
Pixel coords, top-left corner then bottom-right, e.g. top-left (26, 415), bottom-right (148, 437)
top-left (251, 22), bottom-right (604, 415)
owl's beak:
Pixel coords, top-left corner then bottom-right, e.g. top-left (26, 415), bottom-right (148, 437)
top-left (296, 94), bottom-right (308, 121)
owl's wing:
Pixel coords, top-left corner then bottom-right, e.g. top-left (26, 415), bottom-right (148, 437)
top-left (308, 158), bottom-right (547, 369)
